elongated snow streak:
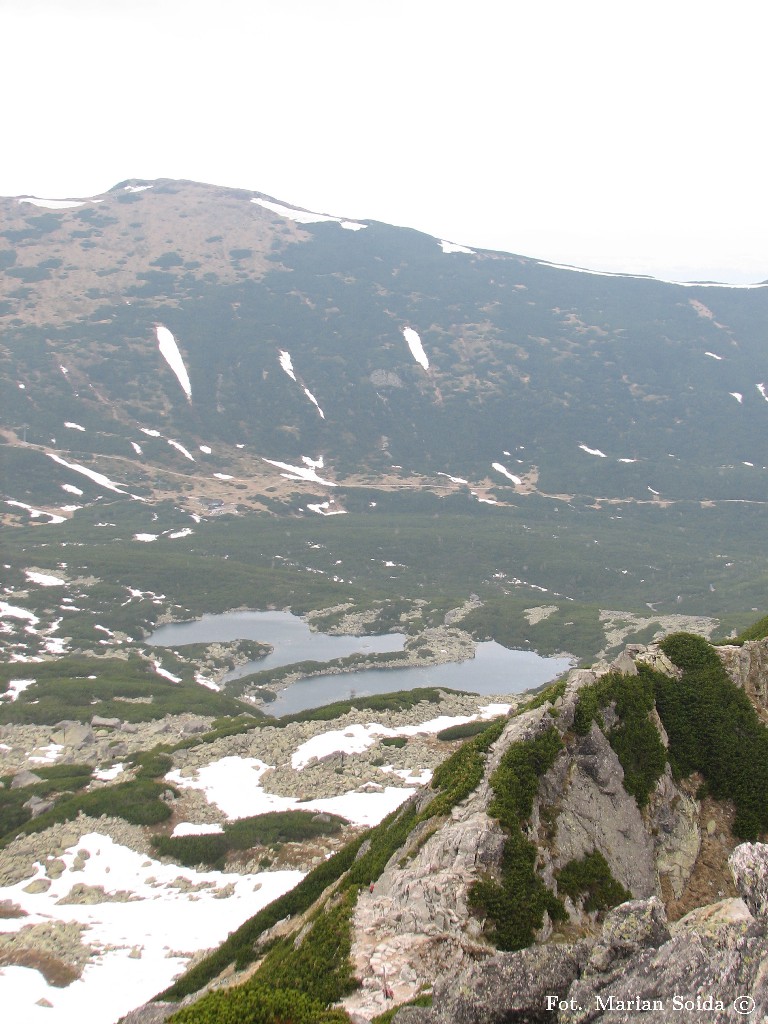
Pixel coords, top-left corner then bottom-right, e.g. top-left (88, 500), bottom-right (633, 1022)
top-left (403, 327), bottom-right (429, 370)
top-left (6, 499), bottom-right (66, 524)
top-left (437, 472), bottom-right (468, 484)
top-left (47, 453), bottom-right (128, 494)
top-left (579, 444), bottom-right (608, 458)
top-left (141, 428), bottom-right (161, 437)
top-left (263, 458), bottom-right (337, 486)
top-left (618, 458), bottom-right (638, 463)
top-left (19, 197), bottom-right (85, 209)
top-left (251, 197), bottom-right (366, 230)
top-left (730, 392), bottom-right (743, 403)
top-left (278, 350), bottom-right (297, 380)
top-left (492, 463), bottom-right (522, 485)
top-left (705, 352), bottom-right (723, 360)
top-left (757, 383), bottom-right (768, 402)
top-left (167, 439), bottom-right (196, 461)
top-left (303, 387), bottom-right (325, 418)
top-left (152, 661), bottom-right (182, 683)
top-left (440, 240), bottom-right (474, 254)
top-left (62, 482), bottom-right (84, 495)
top-left (64, 421), bottom-right (86, 431)
top-left (156, 325), bottom-right (192, 400)
top-left (131, 442), bottom-right (143, 455)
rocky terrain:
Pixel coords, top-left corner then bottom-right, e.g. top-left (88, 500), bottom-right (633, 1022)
top-left (111, 634), bottom-right (768, 1024)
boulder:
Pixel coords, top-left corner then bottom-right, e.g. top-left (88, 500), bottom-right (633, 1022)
top-left (10, 770), bottom-right (43, 789)
top-left (23, 795), bottom-right (55, 818)
top-left (426, 943), bottom-right (587, 1024)
top-left (50, 721), bottom-right (94, 747)
top-left (729, 842), bottom-right (768, 921)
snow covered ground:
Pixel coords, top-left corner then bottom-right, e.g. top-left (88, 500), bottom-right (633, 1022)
top-left (0, 834), bottom-right (302, 1024)
top-left (0, 696), bottom-right (512, 1024)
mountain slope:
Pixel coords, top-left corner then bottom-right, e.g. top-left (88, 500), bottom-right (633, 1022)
top-left (2, 178), bottom-right (768, 659)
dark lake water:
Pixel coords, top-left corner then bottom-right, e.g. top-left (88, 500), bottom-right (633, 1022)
top-left (148, 610), bottom-right (572, 716)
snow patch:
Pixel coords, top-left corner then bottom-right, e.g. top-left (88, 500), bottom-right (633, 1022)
top-left (439, 240), bottom-right (475, 254)
top-left (278, 350), bottom-right (296, 381)
top-left (151, 661), bottom-right (182, 683)
top-left (251, 198), bottom-right (365, 230)
top-left (199, 445), bottom-right (212, 454)
top-left (64, 421), bottom-right (86, 431)
top-left (47, 453), bottom-right (130, 496)
top-left (307, 501), bottom-right (347, 516)
top-left (195, 673), bottom-right (221, 692)
top-left (167, 439), bottom-right (195, 461)
top-left (1, 678), bottom-right (35, 701)
top-left (172, 822), bottom-right (224, 837)
top-left (155, 325), bottom-right (192, 400)
top-left (0, 602), bottom-right (40, 626)
top-left (303, 387), bottom-right (325, 418)
top-left (579, 444), bottom-right (608, 457)
top-left (61, 483), bottom-right (84, 495)
top-left (6, 500), bottom-right (66, 524)
top-left (25, 571), bottom-right (66, 587)
top-left (730, 392), bottom-right (743, 403)
top-left (130, 442), bottom-right (142, 455)
top-left (403, 327), bottom-right (429, 370)
top-left (262, 458), bottom-right (336, 486)
top-left (492, 463), bottom-right (522, 485)
top-left (134, 534), bottom-right (158, 543)
top-left (18, 197), bottom-right (85, 209)
top-left (167, 756), bottom-right (415, 827)
top-left (0, 832), bottom-right (302, 1024)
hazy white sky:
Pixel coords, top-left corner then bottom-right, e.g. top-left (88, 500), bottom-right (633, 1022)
top-left (2, 0), bottom-right (766, 283)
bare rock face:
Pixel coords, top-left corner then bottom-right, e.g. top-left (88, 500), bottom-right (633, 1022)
top-left (729, 842), bottom-right (768, 921)
top-left (717, 639), bottom-right (768, 712)
top-left (542, 724), bottom-right (657, 898)
top-left (559, 877), bottom-right (768, 1024)
top-left (398, 943), bottom-right (589, 1024)
top-left (646, 768), bottom-right (700, 899)
top-left (412, 865), bottom-right (768, 1024)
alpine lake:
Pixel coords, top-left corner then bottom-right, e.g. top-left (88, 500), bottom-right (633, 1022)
top-left (148, 610), bottom-right (572, 716)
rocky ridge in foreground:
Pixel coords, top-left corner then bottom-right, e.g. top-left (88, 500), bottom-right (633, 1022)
top-left (121, 636), bottom-right (768, 1024)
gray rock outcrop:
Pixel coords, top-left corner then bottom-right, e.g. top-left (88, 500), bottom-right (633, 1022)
top-left (717, 638), bottom-right (768, 713)
top-left (396, 845), bottom-right (768, 1024)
